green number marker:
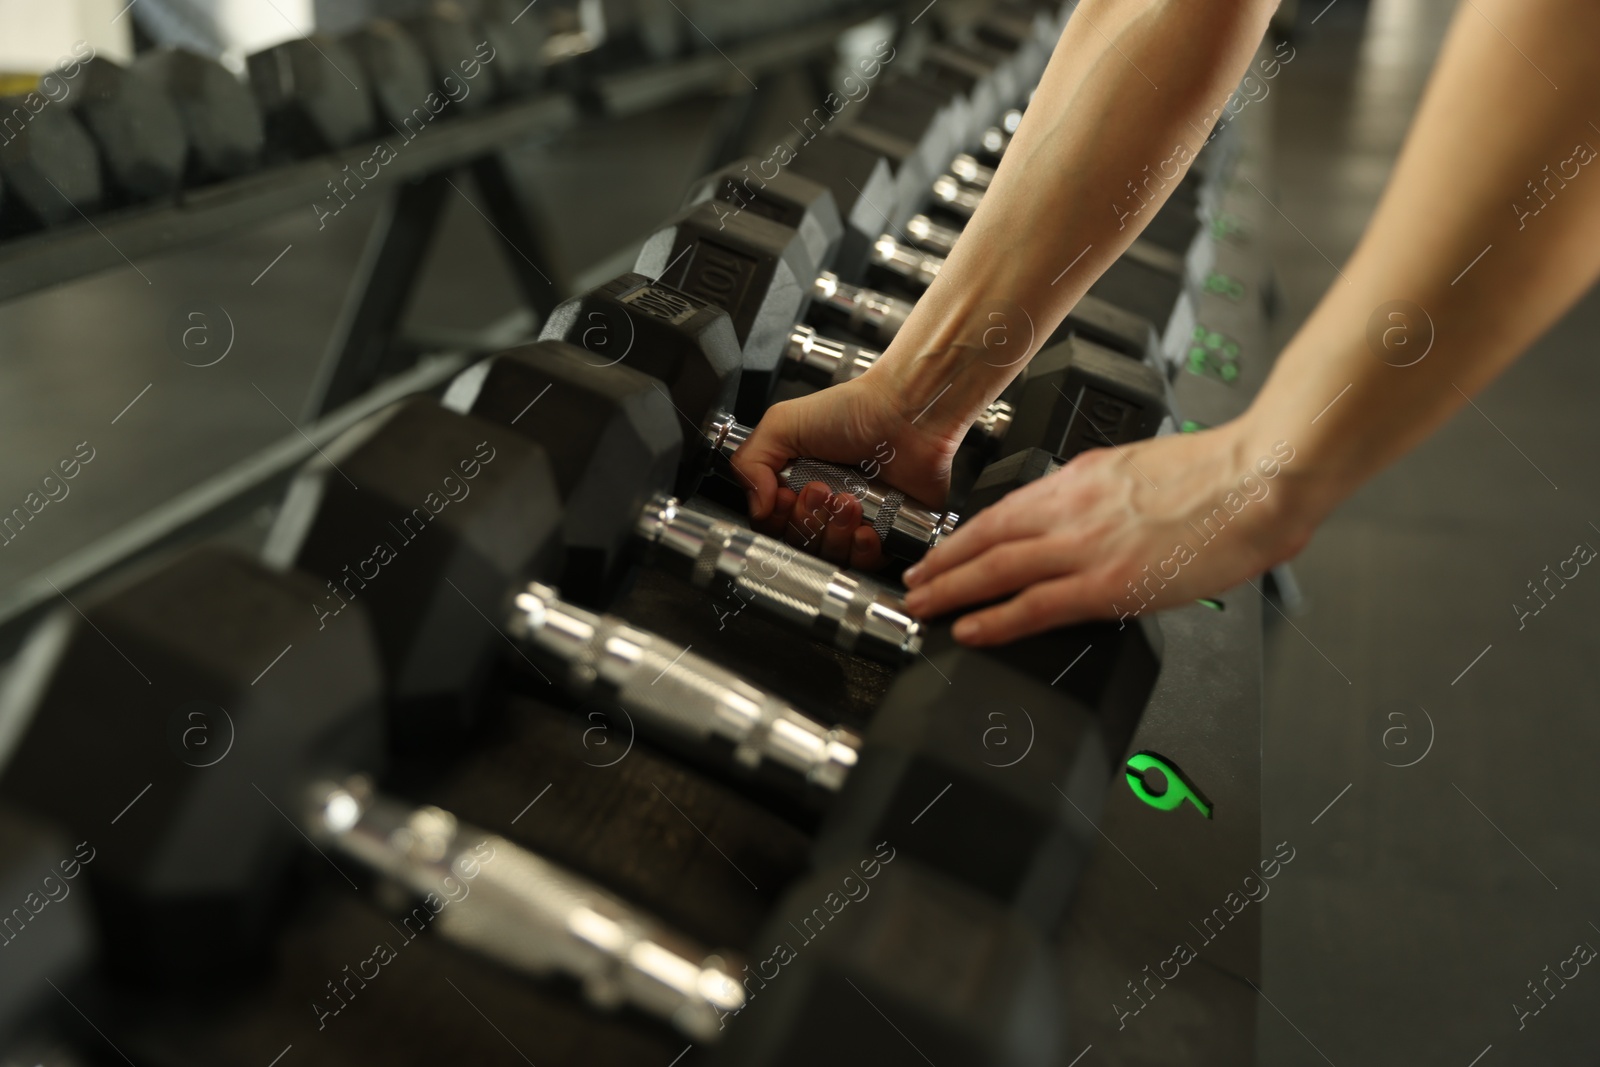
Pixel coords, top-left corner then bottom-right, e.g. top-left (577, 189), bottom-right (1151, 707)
top-left (1125, 752), bottom-right (1213, 818)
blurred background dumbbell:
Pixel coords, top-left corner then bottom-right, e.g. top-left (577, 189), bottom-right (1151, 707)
top-left (0, 100), bottom-right (103, 232)
top-left (248, 34), bottom-right (376, 158)
top-left (131, 47), bottom-right (264, 184)
top-left (68, 58), bottom-right (187, 204)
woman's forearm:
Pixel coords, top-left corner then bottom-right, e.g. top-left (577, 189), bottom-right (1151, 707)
top-left (1244, 0), bottom-right (1600, 516)
top-left (858, 0), bottom-right (1279, 437)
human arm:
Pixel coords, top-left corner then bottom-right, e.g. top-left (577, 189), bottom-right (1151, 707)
top-left (904, 0), bottom-right (1600, 644)
top-left (730, 0), bottom-right (1282, 567)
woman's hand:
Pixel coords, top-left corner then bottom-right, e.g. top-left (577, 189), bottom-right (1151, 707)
top-left (729, 373), bottom-right (968, 570)
top-left (902, 417), bottom-right (1326, 644)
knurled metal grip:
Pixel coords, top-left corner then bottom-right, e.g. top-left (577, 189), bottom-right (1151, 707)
top-left (507, 583), bottom-right (861, 792)
top-left (811, 272), bottom-right (913, 345)
top-left (636, 494), bottom-right (924, 663)
top-left (705, 416), bottom-right (958, 563)
top-left (784, 457), bottom-right (902, 542)
top-left (304, 776), bottom-right (745, 1042)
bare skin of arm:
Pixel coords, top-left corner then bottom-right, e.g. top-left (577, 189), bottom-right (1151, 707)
top-left (738, 0), bottom-right (1600, 646)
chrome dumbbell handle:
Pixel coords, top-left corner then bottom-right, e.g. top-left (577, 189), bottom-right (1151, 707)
top-left (782, 326), bottom-right (1013, 448)
top-left (930, 174), bottom-right (985, 219)
top-left (785, 324), bottom-right (880, 388)
top-left (905, 213), bottom-right (964, 257)
top-left (978, 108), bottom-right (1024, 158)
top-left (304, 777), bottom-right (745, 1042)
top-left (868, 236), bottom-right (943, 289)
top-left (706, 415), bottom-right (957, 563)
top-left (636, 493), bottom-right (922, 662)
top-left (948, 152), bottom-right (997, 190)
top-left (811, 271), bottom-right (914, 346)
top-left (508, 583), bottom-right (862, 792)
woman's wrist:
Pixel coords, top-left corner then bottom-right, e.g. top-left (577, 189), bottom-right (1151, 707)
top-left (1229, 400), bottom-right (1350, 535)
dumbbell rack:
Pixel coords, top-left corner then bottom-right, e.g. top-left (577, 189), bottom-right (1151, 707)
top-left (0, 3), bottom-right (893, 664)
top-left (1057, 64), bottom-right (1282, 1063)
top-left (0, 10), bottom-right (1285, 1067)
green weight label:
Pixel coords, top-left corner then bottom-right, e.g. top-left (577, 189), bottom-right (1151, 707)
top-left (1210, 212), bottom-right (1251, 244)
top-left (1125, 752), bottom-right (1213, 818)
top-left (1203, 272), bottom-right (1245, 301)
top-left (1186, 324), bottom-right (1241, 384)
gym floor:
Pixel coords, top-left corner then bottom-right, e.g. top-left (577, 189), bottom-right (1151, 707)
top-left (0, 1), bottom-right (1594, 1063)
top-left (1260, 2), bottom-right (1600, 1065)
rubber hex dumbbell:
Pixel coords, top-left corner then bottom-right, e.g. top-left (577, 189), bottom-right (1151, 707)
top-left (401, 1), bottom-right (507, 111)
top-left (923, 35), bottom-right (1042, 121)
top-left (0, 547), bottom-right (744, 1039)
top-left (549, 0), bottom-right (684, 67)
top-left (442, 339), bottom-right (922, 662)
top-left (654, 153), bottom-right (993, 422)
top-left (248, 35), bottom-right (376, 156)
top-left (809, 613), bottom-right (1161, 932)
top-left (542, 274), bottom-right (961, 563)
top-left (473, 0), bottom-right (549, 96)
top-left (132, 48), bottom-right (264, 183)
top-left (263, 394), bottom-right (871, 791)
top-left (272, 356), bottom-right (1157, 923)
top-left (782, 135), bottom-right (896, 280)
top-left (0, 100), bottom-right (102, 230)
top-left (178, 523), bottom-right (1133, 1010)
top-left (0, 806), bottom-right (95, 1045)
top-left (707, 858), bottom-right (1064, 1067)
top-left (634, 198), bottom-right (819, 422)
top-left (972, 0), bottom-right (1062, 56)
top-left (68, 58), bottom-right (187, 202)
top-left (681, 159), bottom-right (845, 302)
top-left (835, 79), bottom-right (968, 220)
top-left (341, 19), bottom-right (435, 129)
top-left (963, 446), bottom-right (1061, 517)
top-left (258, 386), bottom-right (864, 791)
top-left (262, 395), bottom-right (562, 748)
top-left (508, 584), bottom-right (1158, 924)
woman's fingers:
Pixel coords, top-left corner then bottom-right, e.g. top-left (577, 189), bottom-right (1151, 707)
top-left (903, 486), bottom-right (1056, 588)
top-left (752, 485), bottom-right (799, 541)
top-left (849, 525), bottom-right (885, 571)
top-left (819, 492), bottom-right (862, 564)
top-left (783, 483), bottom-right (831, 547)
top-left (950, 572), bottom-right (1107, 645)
top-left (730, 411), bottom-right (796, 521)
top-left (903, 534), bottom-right (1087, 619)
